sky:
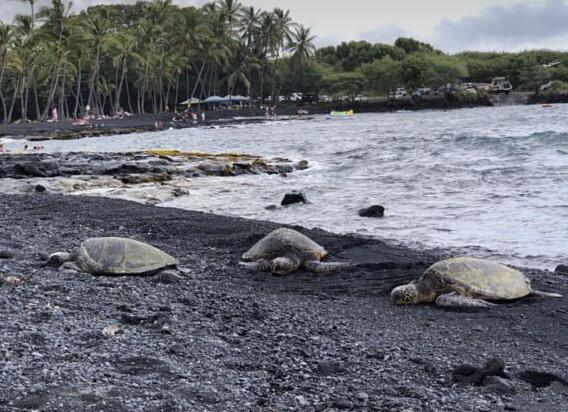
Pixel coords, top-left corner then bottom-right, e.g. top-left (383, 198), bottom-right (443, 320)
top-left (2, 0), bottom-right (567, 53)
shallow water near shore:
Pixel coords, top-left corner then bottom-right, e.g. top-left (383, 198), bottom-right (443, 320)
top-left (8, 104), bottom-right (568, 269)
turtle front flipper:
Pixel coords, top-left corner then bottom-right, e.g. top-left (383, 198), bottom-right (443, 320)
top-left (435, 292), bottom-right (496, 309)
top-left (303, 260), bottom-right (351, 273)
top-left (239, 259), bottom-right (271, 272)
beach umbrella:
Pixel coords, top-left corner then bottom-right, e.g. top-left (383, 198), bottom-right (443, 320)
top-left (179, 97), bottom-right (201, 106)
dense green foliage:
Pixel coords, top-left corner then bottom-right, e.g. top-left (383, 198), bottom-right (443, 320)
top-left (314, 41), bottom-right (568, 97)
top-left (1, 0), bottom-right (567, 122)
top-left (0, 0), bottom-right (316, 122)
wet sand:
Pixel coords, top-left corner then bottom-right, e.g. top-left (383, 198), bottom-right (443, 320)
top-left (0, 193), bottom-right (567, 411)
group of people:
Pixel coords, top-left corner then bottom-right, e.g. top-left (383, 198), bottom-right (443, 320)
top-left (264, 105), bottom-right (278, 117)
top-left (170, 107), bottom-right (206, 126)
top-left (71, 106), bottom-right (133, 127)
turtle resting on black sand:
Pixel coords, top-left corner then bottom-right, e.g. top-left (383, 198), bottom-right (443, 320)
top-left (47, 237), bottom-right (185, 276)
top-left (240, 228), bottom-right (350, 275)
top-left (390, 257), bottom-right (562, 308)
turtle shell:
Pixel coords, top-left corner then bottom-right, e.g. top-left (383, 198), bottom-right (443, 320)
top-left (242, 228), bottom-right (327, 262)
top-left (76, 237), bottom-right (178, 275)
top-left (422, 257), bottom-right (531, 300)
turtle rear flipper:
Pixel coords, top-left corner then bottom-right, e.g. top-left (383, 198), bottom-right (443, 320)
top-left (303, 260), bottom-right (351, 273)
top-left (529, 290), bottom-right (562, 298)
top-left (435, 292), bottom-right (496, 308)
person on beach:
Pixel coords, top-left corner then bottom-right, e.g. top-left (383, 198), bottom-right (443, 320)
top-left (0, 143), bottom-right (4, 153)
top-left (192, 112), bottom-right (198, 125)
top-left (201, 111), bottom-right (206, 122)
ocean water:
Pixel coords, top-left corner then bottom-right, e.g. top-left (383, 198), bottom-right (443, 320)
top-left (5, 104), bottom-right (568, 269)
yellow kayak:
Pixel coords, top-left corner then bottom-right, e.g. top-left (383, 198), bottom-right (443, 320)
top-left (330, 110), bottom-right (354, 117)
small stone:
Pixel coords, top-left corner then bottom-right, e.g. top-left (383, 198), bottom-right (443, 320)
top-left (102, 325), bottom-right (121, 337)
top-left (316, 359), bottom-right (345, 375)
top-left (34, 184), bottom-right (47, 193)
top-left (355, 392), bottom-right (369, 403)
top-left (0, 250), bottom-right (15, 259)
top-left (2, 276), bottom-right (21, 286)
top-left (172, 188), bottom-right (189, 197)
top-left (358, 205), bottom-right (385, 218)
top-left (333, 397), bottom-right (353, 410)
top-left (281, 191), bottom-right (307, 206)
top-left (294, 395), bottom-right (311, 407)
top-left (295, 160), bottom-right (310, 170)
top-left (555, 264), bottom-right (568, 275)
top-left (264, 204), bottom-right (278, 211)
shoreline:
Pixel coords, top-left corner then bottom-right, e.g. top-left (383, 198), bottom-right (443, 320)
top-left (0, 192), bottom-right (567, 411)
top-left (0, 95), bottom-right (493, 142)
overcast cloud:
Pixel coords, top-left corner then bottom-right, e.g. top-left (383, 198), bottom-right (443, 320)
top-left (2, 0), bottom-right (568, 52)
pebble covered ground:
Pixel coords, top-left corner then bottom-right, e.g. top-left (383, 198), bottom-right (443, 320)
top-left (0, 194), bottom-right (567, 411)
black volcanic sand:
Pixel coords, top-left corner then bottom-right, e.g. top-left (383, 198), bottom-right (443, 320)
top-left (0, 194), bottom-right (567, 411)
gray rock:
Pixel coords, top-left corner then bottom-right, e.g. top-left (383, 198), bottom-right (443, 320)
top-left (0, 250), bottom-right (15, 259)
top-left (281, 191), bottom-right (307, 206)
top-left (555, 264), bottom-right (568, 275)
top-left (358, 205), bottom-right (385, 218)
top-left (316, 360), bottom-right (345, 376)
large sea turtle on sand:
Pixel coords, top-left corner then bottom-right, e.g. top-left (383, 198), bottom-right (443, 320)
top-left (390, 257), bottom-right (562, 308)
top-left (240, 228), bottom-right (350, 275)
top-left (47, 237), bottom-right (184, 276)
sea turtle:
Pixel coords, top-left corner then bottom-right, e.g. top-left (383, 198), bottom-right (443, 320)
top-left (47, 237), bottom-right (184, 276)
top-left (390, 257), bottom-right (562, 308)
top-left (240, 228), bottom-right (350, 275)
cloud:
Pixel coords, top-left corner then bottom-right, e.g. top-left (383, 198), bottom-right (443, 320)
top-left (434, 0), bottom-right (568, 52)
top-left (316, 24), bottom-right (407, 48)
top-left (360, 24), bottom-right (407, 45)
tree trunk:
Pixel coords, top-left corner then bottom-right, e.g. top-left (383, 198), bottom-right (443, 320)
top-left (73, 59), bottom-right (82, 118)
top-left (86, 45), bottom-right (101, 114)
top-left (8, 75), bottom-right (21, 123)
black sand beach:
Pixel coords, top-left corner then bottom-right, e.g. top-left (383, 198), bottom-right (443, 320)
top-left (0, 95), bottom-right (492, 142)
top-left (1, 193), bottom-right (567, 411)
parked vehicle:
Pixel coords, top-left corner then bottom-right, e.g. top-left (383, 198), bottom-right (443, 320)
top-left (289, 92), bottom-right (303, 102)
top-left (490, 77), bottom-right (513, 94)
top-left (301, 93), bottom-right (319, 104)
top-left (417, 87), bottom-right (431, 95)
top-left (390, 88), bottom-right (407, 99)
top-left (319, 95), bottom-right (332, 102)
top-left (354, 95), bottom-right (368, 102)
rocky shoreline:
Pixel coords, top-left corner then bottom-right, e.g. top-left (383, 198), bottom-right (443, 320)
top-left (1, 193), bottom-right (567, 411)
top-left (0, 151), bottom-right (307, 205)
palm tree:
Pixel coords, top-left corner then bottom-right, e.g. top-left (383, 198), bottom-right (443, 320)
top-left (239, 6), bottom-right (261, 48)
top-left (218, 0), bottom-right (241, 34)
top-left (224, 43), bottom-right (259, 96)
top-left (287, 25), bottom-right (316, 68)
top-left (110, 31), bottom-right (137, 114)
top-left (84, 13), bottom-right (110, 115)
top-left (0, 23), bottom-right (14, 122)
top-left (10, 0), bottom-right (37, 30)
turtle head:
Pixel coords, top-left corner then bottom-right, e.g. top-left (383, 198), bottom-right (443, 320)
top-left (270, 257), bottom-right (296, 275)
top-left (390, 283), bottom-right (420, 305)
top-left (46, 252), bottom-right (71, 267)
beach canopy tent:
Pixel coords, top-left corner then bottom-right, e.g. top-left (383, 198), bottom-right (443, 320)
top-left (203, 96), bottom-right (224, 104)
top-left (203, 95), bottom-right (251, 104)
top-left (221, 95), bottom-right (251, 102)
top-left (179, 97), bottom-right (201, 105)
